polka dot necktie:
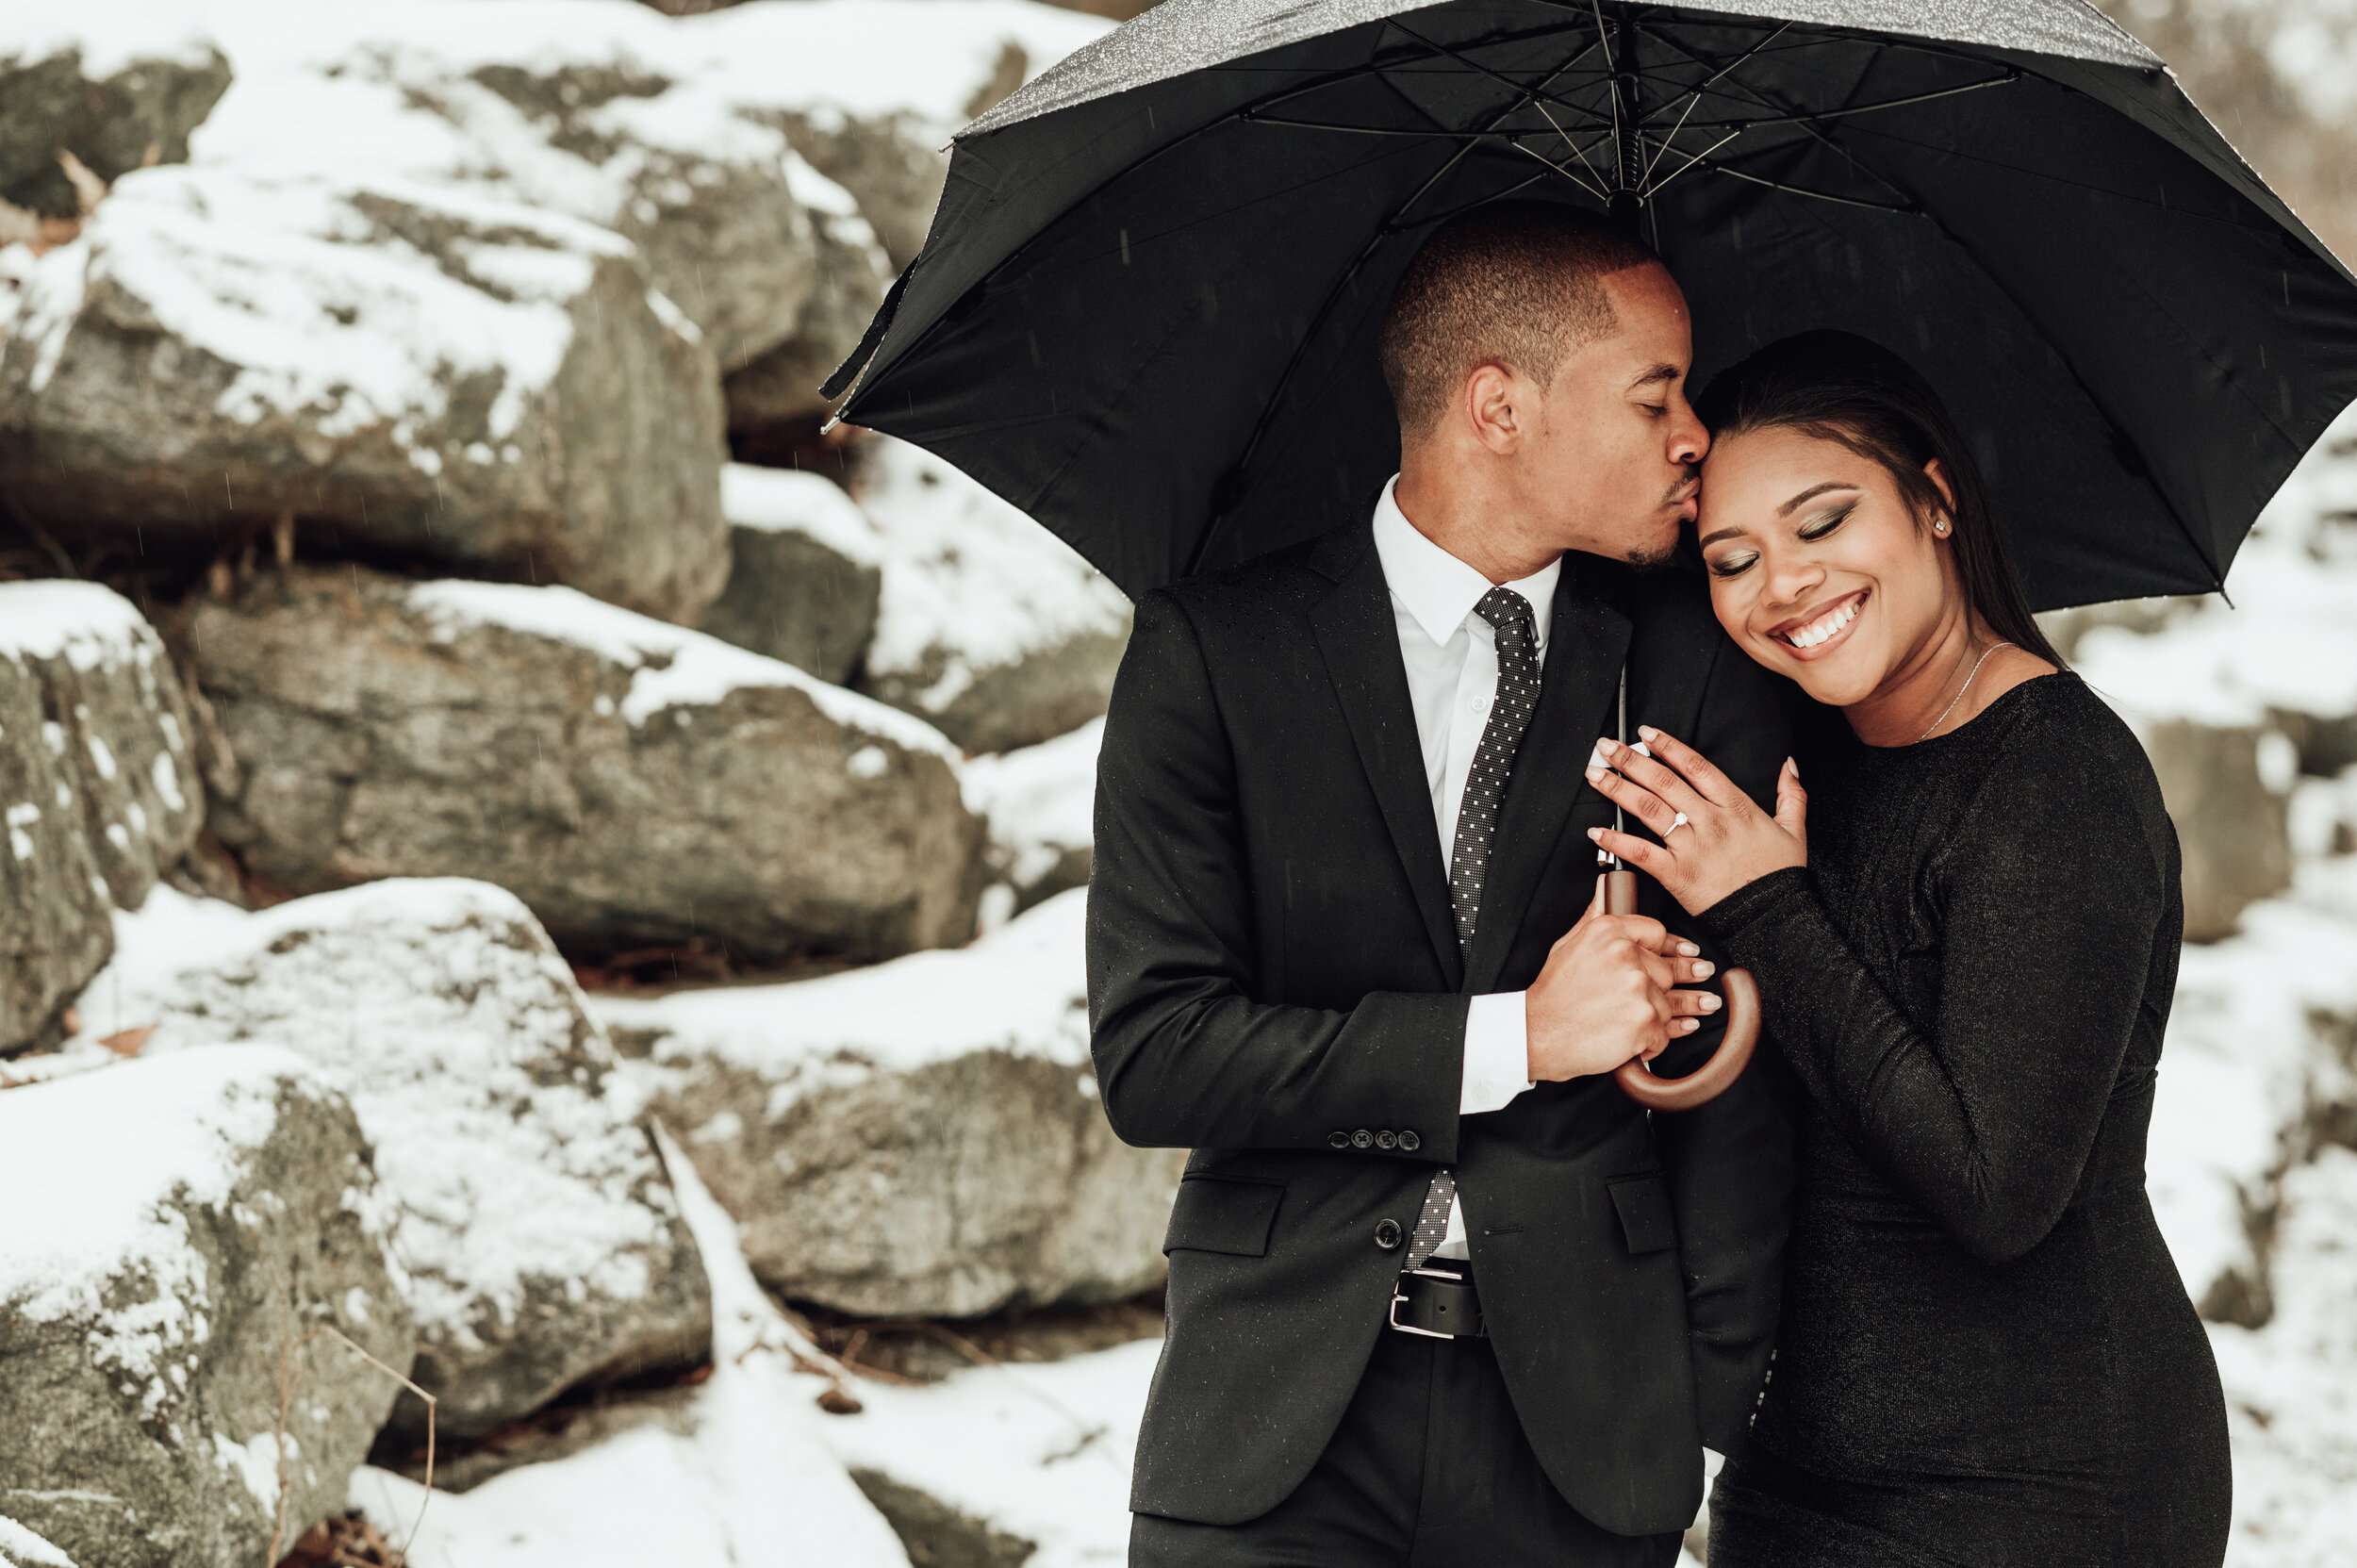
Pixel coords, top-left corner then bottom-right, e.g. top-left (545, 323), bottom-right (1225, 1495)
top-left (1404, 586), bottom-right (1542, 1271)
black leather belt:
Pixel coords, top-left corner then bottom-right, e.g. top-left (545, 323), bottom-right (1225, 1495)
top-left (1389, 1265), bottom-right (1486, 1339)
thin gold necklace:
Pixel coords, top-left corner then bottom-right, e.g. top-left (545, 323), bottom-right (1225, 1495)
top-left (1919, 642), bottom-right (2014, 743)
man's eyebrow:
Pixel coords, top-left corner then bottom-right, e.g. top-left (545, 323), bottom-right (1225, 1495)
top-left (1628, 362), bottom-right (1680, 389)
top-left (1778, 481), bottom-right (1860, 516)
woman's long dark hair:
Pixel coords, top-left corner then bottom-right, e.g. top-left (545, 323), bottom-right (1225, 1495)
top-left (1693, 331), bottom-right (2063, 668)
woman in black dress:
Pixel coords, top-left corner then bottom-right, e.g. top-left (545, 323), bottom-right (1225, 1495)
top-left (1586, 332), bottom-right (2231, 1568)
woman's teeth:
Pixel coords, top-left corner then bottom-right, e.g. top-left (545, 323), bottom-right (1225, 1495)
top-left (1785, 597), bottom-right (1860, 650)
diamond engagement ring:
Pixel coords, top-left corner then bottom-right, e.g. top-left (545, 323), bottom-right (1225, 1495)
top-left (1667, 813), bottom-right (1689, 837)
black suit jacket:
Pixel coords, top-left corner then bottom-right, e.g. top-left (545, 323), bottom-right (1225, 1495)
top-left (1087, 515), bottom-right (1798, 1537)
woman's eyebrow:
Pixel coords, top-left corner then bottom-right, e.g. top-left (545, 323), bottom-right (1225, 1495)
top-left (1699, 526), bottom-right (1747, 546)
top-left (1778, 481), bottom-right (1861, 516)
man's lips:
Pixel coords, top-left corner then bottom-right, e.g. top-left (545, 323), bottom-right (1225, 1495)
top-left (1767, 588), bottom-right (1868, 659)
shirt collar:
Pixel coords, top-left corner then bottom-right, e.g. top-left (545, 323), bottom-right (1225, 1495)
top-left (1372, 474), bottom-right (1561, 652)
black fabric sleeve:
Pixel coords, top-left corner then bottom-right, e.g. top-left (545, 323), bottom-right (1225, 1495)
top-left (1647, 630), bottom-right (1798, 1451)
top-left (1085, 589), bottom-right (1467, 1161)
top-left (1697, 731), bottom-right (2163, 1265)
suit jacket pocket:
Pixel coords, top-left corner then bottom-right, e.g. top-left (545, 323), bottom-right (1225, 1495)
top-left (1163, 1174), bottom-right (1285, 1258)
top-left (1607, 1173), bottom-right (1679, 1255)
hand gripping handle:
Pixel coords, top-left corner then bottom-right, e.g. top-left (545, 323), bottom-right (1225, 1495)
top-left (1600, 869), bottom-right (1759, 1112)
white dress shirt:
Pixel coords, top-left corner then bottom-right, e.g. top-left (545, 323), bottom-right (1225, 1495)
top-left (1372, 474), bottom-right (1554, 1258)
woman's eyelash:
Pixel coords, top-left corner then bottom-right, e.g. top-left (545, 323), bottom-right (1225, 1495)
top-left (1710, 551), bottom-right (1760, 578)
top-left (1798, 501), bottom-right (1856, 540)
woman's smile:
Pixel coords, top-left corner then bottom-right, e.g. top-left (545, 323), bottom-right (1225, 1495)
top-left (1766, 588), bottom-right (1869, 660)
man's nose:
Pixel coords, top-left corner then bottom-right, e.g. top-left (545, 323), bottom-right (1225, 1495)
top-left (1668, 399), bottom-right (1708, 466)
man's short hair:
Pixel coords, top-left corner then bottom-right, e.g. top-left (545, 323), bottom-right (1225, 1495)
top-left (1378, 201), bottom-right (1659, 440)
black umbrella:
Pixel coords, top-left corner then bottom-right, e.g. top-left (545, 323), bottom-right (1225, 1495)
top-left (824, 0), bottom-right (2357, 608)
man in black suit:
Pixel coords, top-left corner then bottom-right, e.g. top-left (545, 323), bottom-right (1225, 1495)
top-left (1090, 202), bottom-right (1796, 1566)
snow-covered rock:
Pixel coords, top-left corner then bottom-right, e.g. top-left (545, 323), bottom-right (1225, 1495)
top-left (0, 9), bottom-right (229, 222)
top-left (2211, 1147), bottom-right (2357, 1568)
top-left (346, 1128), bottom-right (915, 1568)
top-left (601, 890), bottom-right (1183, 1316)
top-left (0, 581), bottom-right (202, 1049)
top-left (192, 566), bottom-right (984, 961)
top-left (700, 463), bottom-right (883, 685)
top-left (852, 437), bottom-right (1132, 754)
top-left (0, 1514), bottom-right (76, 1568)
top-left (962, 717), bottom-right (1098, 917)
top-left (67, 880), bottom-right (714, 1442)
top-left (0, 162), bottom-right (729, 623)
top-left (0, 1047), bottom-right (412, 1568)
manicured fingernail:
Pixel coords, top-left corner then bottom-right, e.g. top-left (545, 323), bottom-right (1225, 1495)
top-left (1639, 725), bottom-right (1660, 741)
top-left (1677, 1017), bottom-right (1700, 1033)
top-left (1690, 960), bottom-right (1714, 978)
top-left (1701, 994), bottom-right (1722, 1011)
top-left (1585, 766), bottom-right (1606, 783)
top-left (1587, 826), bottom-right (1604, 841)
top-left (1677, 941), bottom-right (1701, 956)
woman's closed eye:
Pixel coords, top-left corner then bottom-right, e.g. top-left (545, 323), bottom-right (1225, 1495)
top-left (1798, 499), bottom-right (1856, 541)
top-left (1708, 547), bottom-right (1761, 578)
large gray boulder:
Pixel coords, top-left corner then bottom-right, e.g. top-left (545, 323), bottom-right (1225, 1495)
top-left (0, 1047), bottom-right (412, 1568)
top-left (192, 565), bottom-right (983, 961)
top-left (852, 437), bottom-right (1132, 754)
top-left (0, 165), bottom-right (729, 624)
top-left (76, 878), bottom-right (712, 1441)
top-left (604, 890), bottom-right (1183, 1317)
top-left (0, 27), bottom-right (230, 220)
top-left (699, 462), bottom-right (883, 685)
top-left (0, 581), bottom-right (203, 1050)
top-left (2140, 718), bottom-right (2295, 942)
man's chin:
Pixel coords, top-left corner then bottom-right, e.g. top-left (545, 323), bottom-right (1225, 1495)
top-left (1624, 535), bottom-right (1681, 573)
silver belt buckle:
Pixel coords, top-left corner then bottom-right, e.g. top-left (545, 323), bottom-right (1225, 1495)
top-left (1388, 1265), bottom-right (1464, 1339)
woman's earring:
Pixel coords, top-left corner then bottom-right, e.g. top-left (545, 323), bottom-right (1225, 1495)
top-left (1933, 516), bottom-right (1952, 536)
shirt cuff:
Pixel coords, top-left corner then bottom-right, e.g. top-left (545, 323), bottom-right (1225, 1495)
top-left (1460, 991), bottom-right (1535, 1114)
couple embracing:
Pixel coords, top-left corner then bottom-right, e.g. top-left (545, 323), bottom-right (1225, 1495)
top-left (1087, 204), bottom-right (2232, 1567)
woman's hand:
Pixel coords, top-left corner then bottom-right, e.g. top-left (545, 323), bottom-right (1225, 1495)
top-left (1586, 727), bottom-right (1808, 916)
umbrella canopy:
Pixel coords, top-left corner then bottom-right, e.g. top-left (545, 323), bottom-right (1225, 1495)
top-left (826, 0), bottom-right (2357, 608)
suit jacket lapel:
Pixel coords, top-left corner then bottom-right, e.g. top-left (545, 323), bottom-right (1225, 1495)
top-left (1309, 524), bottom-right (1464, 991)
top-left (1465, 560), bottom-right (1632, 995)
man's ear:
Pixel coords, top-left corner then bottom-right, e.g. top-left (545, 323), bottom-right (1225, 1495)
top-left (1463, 360), bottom-right (1525, 454)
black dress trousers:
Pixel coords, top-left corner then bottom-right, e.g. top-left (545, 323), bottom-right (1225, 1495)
top-left (1130, 1316), bottom-right (1685, 1568)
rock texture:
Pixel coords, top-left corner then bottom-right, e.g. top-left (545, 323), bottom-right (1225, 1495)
top-left (192, 566), bottom-right (982, 961)
top-left (852, 437), bottom-right (1132, 755)
top-left (75, 879), bottom-right (712, 1441)
top-left (700, 463), bottom-right (883, 685)
top-left (0, 1047), bottom-right (412, 1568)
top-left (2142, 718), bottom-right (2296, 941)
top-left (962, 718), bottom-right (1098, 917)
top-left (0, 167), bottom-right (729, 623)
top-left (0, 33), bottom-right (231, 219)
top-left (0, 582), bottom-right (203, 1050)
top-left (603, 890), bottom-right (1182, 1317)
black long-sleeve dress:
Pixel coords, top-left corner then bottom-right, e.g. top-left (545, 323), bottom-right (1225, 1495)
top-left (1699, 672), bottom-right (2231, 1568)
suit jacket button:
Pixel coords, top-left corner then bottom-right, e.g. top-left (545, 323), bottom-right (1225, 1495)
top-left (1327, 1130), bottom-right (1351, 1149)
top-left (1351, 1130), bottom-right (1374, 1149)
top-left (1375, 1218), bottom-right (1403, 1250)
top-left (1375, 1130), bottom-right (1397, 1150)
top-left (1398, 1130), bottom-right (1421, 1152)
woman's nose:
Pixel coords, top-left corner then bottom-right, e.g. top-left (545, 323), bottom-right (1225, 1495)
top-left (1763, 549), bottom-right (1822, 607)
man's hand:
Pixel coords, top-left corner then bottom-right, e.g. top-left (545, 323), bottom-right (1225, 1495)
top-left (1525, 885), bottom-right (1722, 1081)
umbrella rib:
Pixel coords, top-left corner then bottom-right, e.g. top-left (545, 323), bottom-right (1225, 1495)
top-left (1635, 20), bottom-right (1794, 131)
top-left (1665, 73), bottom-right (2022, 134)
top-left (1386, 21), bottom-right (1615, 131)
top-left (1509, 137), bottom-right (1609, 201)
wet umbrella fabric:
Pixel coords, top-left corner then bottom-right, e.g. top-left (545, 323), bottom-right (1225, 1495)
top-left (827, 0), bottom-right (2357, 608)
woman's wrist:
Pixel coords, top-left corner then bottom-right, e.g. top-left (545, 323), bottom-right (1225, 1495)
top-left (1696, 864), bottom-right (1814, 947)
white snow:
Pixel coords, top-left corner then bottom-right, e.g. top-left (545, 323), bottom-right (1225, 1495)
top-left (0, 1046), bottom-right (328, 1423)
top-left (961, 718), bottom-right (1100, 889)
top-left (0, 0), bottom-right (219, 79)
top-left (66, 880), bottom-right (676, 1341)
top-left (854, 436), bottom-right (1131, 703)
top-left (348, 1127), bottom-right (914, 1568)
top-left (406, 579), bottom-right (958, 756)
top-left (0, 582), bottom-right (162, 672)
top-left (720, 463), bottom-right (886, 563)
top-left (0, 1512), bottom-right (79, 1568)
top-left (595, 888), bottom-right (1089, 1112)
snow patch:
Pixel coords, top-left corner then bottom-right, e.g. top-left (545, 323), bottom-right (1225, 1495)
top-left (719, 464), bottom-right (884, 563)
top-left (0, 582), bottom-right (160, 672)
top-left (961, 719), bottom-right (1099, 889)
top-left (0, 1512), bottom-right (80, 1568)
top-left (407, 579), bottom-right (956, 756)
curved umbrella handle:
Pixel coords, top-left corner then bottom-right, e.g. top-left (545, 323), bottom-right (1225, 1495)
top-left (1595, 869), bottom-right (1760, 1112)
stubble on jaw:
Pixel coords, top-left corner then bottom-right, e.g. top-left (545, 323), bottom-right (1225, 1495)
top-left (1624, 476), bottom-right (1698, 571)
